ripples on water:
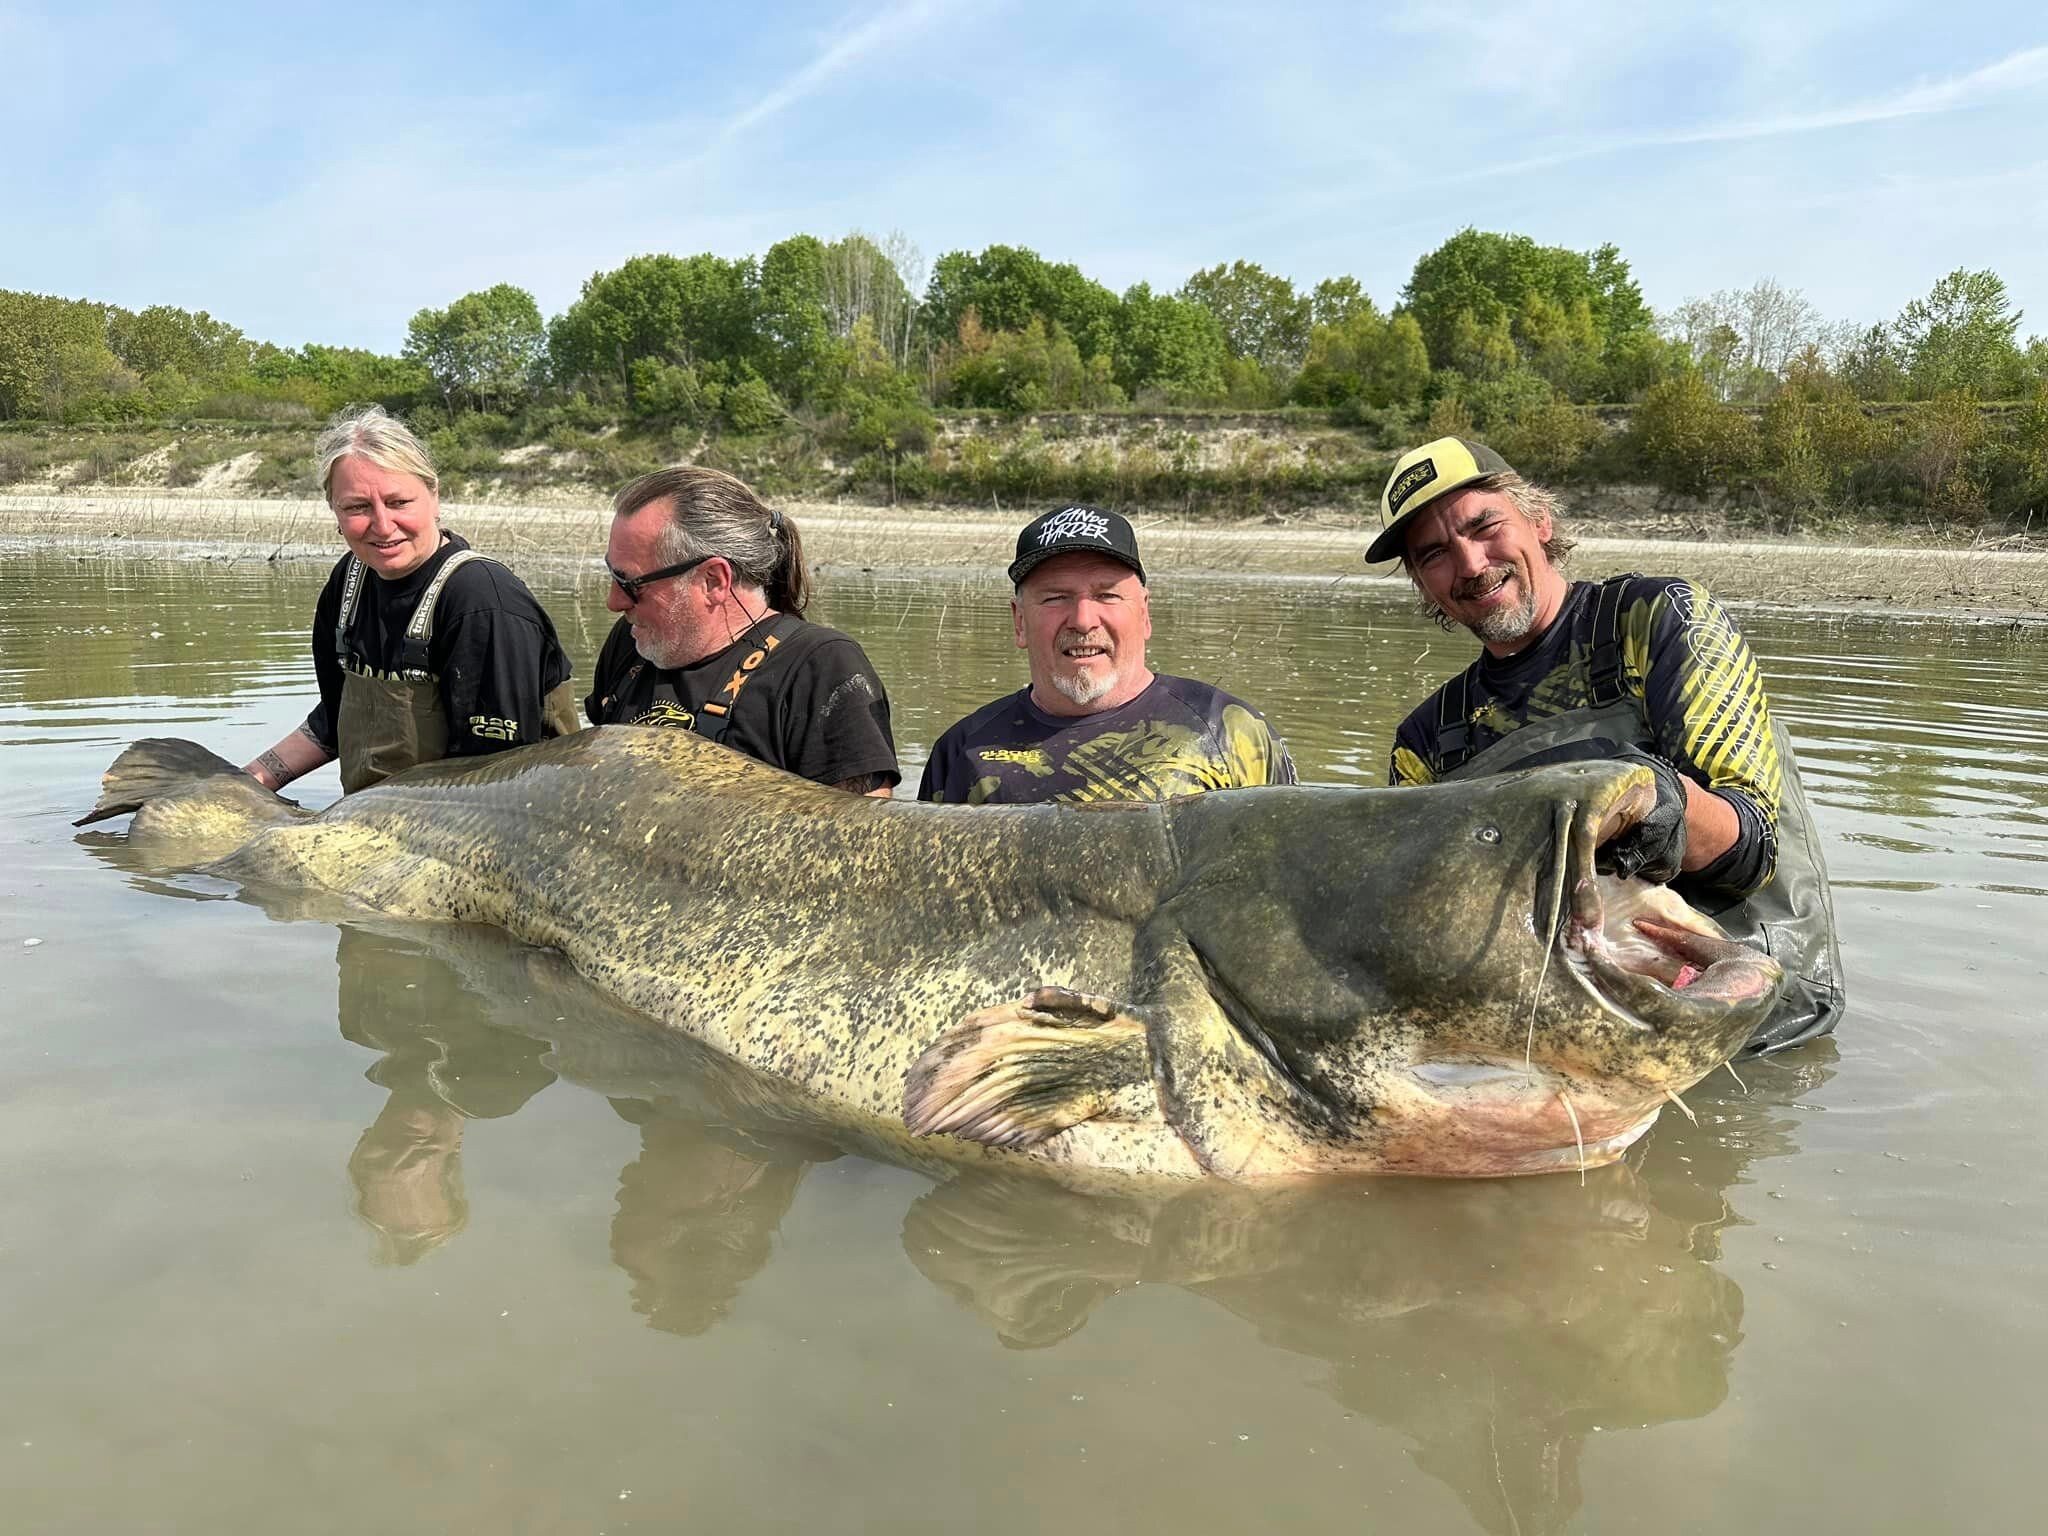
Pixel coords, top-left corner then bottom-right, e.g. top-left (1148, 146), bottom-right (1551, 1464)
top-left (2, 553), bottom-right (2045, 1534)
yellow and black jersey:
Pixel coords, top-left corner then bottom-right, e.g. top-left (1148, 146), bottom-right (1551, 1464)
top-left (1390, 576), bottom-right (1782, 895)
top-left (919, 675), bottom-right (1296, 805)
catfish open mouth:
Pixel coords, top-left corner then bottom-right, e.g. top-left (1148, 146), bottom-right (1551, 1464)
top-left (1560, 766), bottom-right (1782, 1027)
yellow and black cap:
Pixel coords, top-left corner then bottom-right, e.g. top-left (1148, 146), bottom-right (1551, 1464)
top-left (1008, 504), bottom-right (1146, 586)
top-left (1366, 436), bottom-right (1514, 564)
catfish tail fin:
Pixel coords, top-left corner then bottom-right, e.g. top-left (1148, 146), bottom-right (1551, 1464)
top-left (76, 738), bottom-right (311, 869)
top-left (76, 738), bottom-right (257, 826)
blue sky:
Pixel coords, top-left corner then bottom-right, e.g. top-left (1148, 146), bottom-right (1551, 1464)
top-left (3, 1), bottom-right (2043, 351)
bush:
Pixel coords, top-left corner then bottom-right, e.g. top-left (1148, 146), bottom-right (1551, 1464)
top-left (248, 450), bottom-right (315, 494)
top-left (723, 375), bottom-right (787, 433)
top-left (1488, 395), bottom-right (1604, 482)
top-left (629, 358), bottom-right (717, 423)
top-left (1900, 391), bottom-right (1988, 518)
top-left (1626, 371), bottom-right (1758, 494)
top-left (0, 436), bottom-right (52, 486)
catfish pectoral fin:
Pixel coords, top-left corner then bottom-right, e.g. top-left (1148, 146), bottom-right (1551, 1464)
top-left (904, 988), bottom-right (1154, 1150)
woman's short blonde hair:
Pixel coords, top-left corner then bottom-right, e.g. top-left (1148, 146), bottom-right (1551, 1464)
top-left (315, 404), bottom-right (440, 500)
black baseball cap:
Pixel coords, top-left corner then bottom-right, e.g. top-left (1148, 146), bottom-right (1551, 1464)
top-left (1007, 504), bottom-right (1146, 586)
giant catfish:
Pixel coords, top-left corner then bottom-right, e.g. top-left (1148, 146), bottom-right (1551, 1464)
top-left (78, 727), bottom-right (1783, 1180)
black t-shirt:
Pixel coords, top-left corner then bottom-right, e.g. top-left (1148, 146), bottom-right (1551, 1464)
top-left (584, 613), bottom-right (900, 790)
top-left (303, 534), bottom-right (575, 757)
top-left (918, 674), bottom-right (1297, 804)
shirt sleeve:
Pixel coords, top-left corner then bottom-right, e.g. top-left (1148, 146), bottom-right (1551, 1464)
top-left (302, 561), bottom-right (346, 754)
top-left (431, 567), bottom-right (575, 757)
top-left (917, 724), bottom-right (972, 802)
top-left (585, 618), bottom-right (635, 726)
top-left (1388, 712), bottom-right (1438, 787)
top-left (777, 638), bottom-right (901, 789)
top-left (1633, 580), bottom-right (1782, 895)
top-left (1215, 703), bottom-right (1297, 787)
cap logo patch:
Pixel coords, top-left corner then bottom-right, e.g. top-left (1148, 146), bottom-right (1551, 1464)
top-left (1037, 507), bottom-right (1112, 546)
top-left (1387, 458), bottom-right (1438, 518)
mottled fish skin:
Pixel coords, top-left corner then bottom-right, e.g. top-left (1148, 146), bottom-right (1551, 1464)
top-left (89, 729), bottom-right (1780, 1181)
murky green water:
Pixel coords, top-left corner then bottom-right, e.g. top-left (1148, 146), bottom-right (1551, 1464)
top-left (3, 548), bottom-right (2045, 1535)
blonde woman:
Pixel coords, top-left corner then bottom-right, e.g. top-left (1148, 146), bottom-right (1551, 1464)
top-left (245, 405), bottom-right (578, 794)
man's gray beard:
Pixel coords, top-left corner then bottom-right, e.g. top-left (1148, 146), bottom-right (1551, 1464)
top-left (1469, 598), bottom-right (1538, 645)
top-left (1051, 666), bottom-right (1118, 707)
top-left (1460, 577), bottom-right (1538, 646)
top-left (633, 628), bottom-right (687, 669)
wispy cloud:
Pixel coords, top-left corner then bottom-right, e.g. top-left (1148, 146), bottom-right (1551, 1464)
top-left (713, 0), bottom-right (968, 148)
top-left (1462, 42), bottom-right (2048, 182)
top-left (1661, 42), bottom-right (2048, 144)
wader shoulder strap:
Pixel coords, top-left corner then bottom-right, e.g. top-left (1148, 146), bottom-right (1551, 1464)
top-left (334, 558), bottom-right (369, 669)
top-left (397, 549), bottom-right (489, 677)
top-left (1434, 671), bottom-right (1477, 775)
top-left (1431, 577), bottom-right (1637, 776)
top-left (1587, 573), bottom-right (1639, 707)
top-left (333, 549), bottom-right (491, 679)
top-left (692, 614), bottom-right (801, 747)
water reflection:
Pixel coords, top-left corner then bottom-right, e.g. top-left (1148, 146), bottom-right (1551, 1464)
top-left (606, 1102), bottom-right (819, 1336)
top-left (306, 917), bottom-right (1826, 1536)
top-left (900, 1056), bottom-right (1823, 1536)
top-left (333, 928), bottom-right (557, 1264)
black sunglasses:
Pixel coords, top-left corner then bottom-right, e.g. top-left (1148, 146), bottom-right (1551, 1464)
top-left (607, 553), bottom-right (714, 604)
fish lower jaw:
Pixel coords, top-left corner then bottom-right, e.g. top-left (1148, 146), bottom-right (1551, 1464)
top-left (1373, 1064), bottom-right (1663, 1177)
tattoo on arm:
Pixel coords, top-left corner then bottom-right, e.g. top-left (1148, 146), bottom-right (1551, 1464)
top-left (257, 750), bottom-right (292, 785)
top-left (833, 773), bottom-right (893, 796)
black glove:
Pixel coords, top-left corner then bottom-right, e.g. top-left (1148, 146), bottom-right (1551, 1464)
top-left (1509, 740), bottom-right (1690, 883)
top-left (1598, 748), bottom-right (1689, 883)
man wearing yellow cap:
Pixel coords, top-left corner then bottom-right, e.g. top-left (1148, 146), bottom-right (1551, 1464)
top-left (1369, 436), bottom-right (1842, 1054)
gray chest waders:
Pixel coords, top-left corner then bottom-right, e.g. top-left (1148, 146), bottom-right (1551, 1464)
top-left (334, 551), bottom-right (579, 795)
top-left (1435, 575), bottom-right (1845, 1054)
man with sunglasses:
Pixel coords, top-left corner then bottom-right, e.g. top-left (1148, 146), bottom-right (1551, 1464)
top-left (585, 466), bottom-right (900, 796)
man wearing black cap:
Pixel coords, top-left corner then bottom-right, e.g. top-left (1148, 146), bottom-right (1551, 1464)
top-left (1370, 436), bottom-right (1843, 1054)
top-left (918, 504), bottom-right (1295, 804)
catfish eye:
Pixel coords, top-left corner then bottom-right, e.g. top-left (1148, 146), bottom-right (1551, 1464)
top-left (1474, 826), bottom-right (1501, 844)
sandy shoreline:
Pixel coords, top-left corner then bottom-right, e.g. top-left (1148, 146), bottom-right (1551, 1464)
top-left (3, 491), bottom-right (2044, 616)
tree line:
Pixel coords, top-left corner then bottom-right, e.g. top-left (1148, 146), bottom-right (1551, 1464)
top-left (3, 227), bottom-right (2044, 521)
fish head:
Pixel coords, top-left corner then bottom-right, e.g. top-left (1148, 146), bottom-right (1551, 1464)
top-left (1162, 762), bottom-right (1784, 1176)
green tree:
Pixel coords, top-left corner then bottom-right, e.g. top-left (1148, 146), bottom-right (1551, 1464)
top-left (1893, 269), bottom-right (2024, 399)
top-left (1627, 369), bottom-right (1758, 494)
top-left (104, 305), bottom-right (253, 384)
top-left (249, 343), bottom-right (432, 414)
top-left (1178, 261), bottom-right (1310, 371)
top-left (1402, 230), bottom-right (1656, 400)
top-left (1113, 283), bottom-right (1228, 403)
top-left (1291, 301), bottom-right (1430, 411)
top-left (1902, 389), bottom-right (1989, 514)
top-left (1310, 276), bottom-right (1369, 328)
top-left (546, 253), bottom-right (756, 404)
top-left (820, 230), bottom-right (922, 365)
top-left (404, 284), bottom-right (546, 410)
top-left (47, 339), bottom-right (144, 422)
top-left (753, 235), bottom-right (834, 401)
top-left (921, 245), bottom-right (1120, 361)
top-left (940, 313), bottom-right (1121, 411)
top-left (1836, 323), bottom-right (1907, 401)
top-left (1489, 393), bottom-right (1602, 481)
top-left (0, 291), bottom-right (108, 419)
